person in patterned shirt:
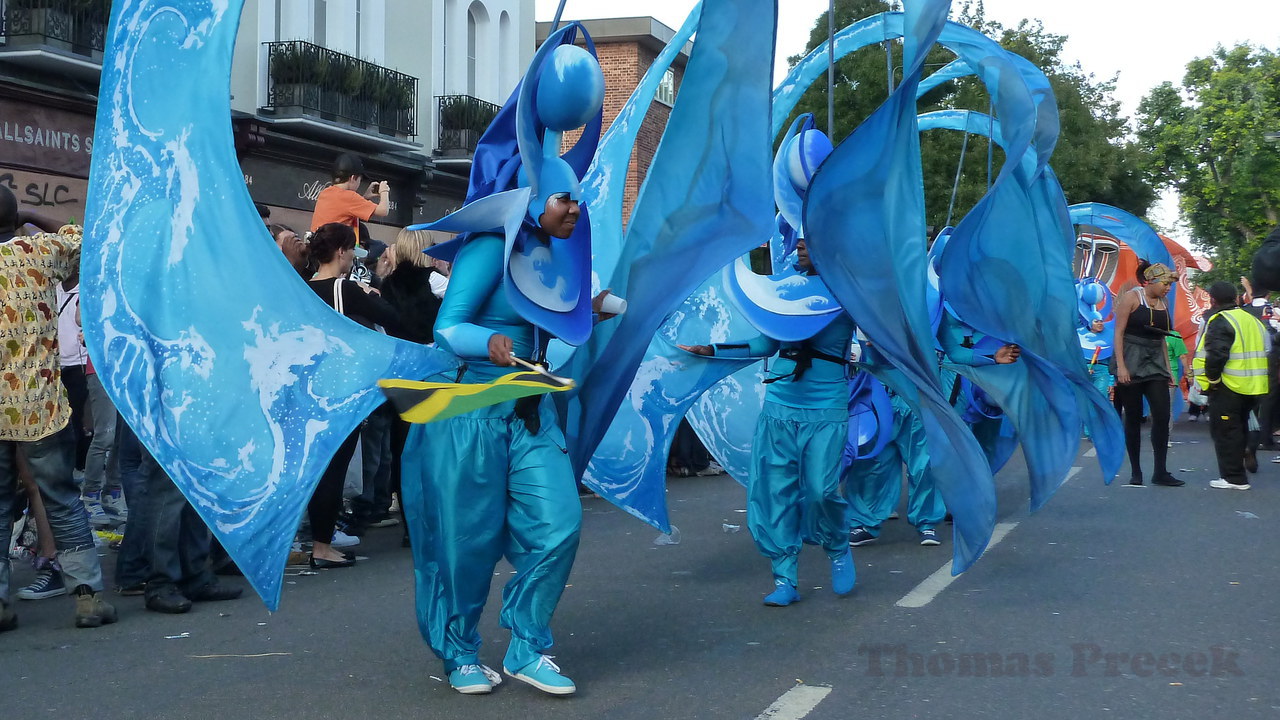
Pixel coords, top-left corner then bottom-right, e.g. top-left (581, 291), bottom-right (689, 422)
top-left (0, 185), bottom-right (115, 631)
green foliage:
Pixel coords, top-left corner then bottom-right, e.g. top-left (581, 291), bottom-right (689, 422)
top-left (785, 0), bottom-right (1155, 233)
top-left (1137, 45), bottom-right (1280, 285)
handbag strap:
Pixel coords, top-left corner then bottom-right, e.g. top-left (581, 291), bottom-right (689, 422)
top-left (332, 278), bottom-right (344, 316)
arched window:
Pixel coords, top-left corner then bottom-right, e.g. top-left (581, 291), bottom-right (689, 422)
top-left (499, 11), bottom-right (512, 95)
top-left (465, 2), bottom-right (490, 98)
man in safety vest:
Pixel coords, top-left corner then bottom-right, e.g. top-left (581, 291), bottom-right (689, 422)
top-left (1194, 281), bottom-right (1271, 490)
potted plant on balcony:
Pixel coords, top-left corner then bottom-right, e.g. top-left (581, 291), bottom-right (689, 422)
top-left (269, 42), bottom-right (328, 114)
top-left (377, 79), bottom-right (414, 138)
top-left (5, 0), bottom-right (74, 52)
top-left (339, 58), bottom-right (371, 126)
top-left (71, 0), bottom-right (108, 60)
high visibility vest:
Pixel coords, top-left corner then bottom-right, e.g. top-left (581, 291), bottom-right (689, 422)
top-left (1193, 308), bottom-right (1269, 395)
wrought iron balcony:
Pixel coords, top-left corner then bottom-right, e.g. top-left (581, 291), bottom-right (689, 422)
top-left (436, 95), bottom-right (499, 157)
top-left (263, 40), bottom-right (418, 139)
top-left (1, 0), bottom-right (109, 59)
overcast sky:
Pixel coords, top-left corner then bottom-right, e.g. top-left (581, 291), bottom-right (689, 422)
top-left (534, 1), bottom-right (1280, 242)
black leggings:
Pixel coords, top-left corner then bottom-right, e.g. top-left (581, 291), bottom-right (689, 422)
top-left (1117, 377), bottom-right (1171, 480)
top-left (308, 429), bottom-right (361, 544)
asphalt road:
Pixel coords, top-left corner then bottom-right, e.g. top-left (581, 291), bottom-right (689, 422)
top-left (2, 417), bottom-right (1277, 719)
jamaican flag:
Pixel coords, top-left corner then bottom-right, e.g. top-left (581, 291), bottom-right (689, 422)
top-left (378, 369), bottom-right (573, 424)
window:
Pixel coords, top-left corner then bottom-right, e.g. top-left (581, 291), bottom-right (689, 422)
top-left (656, 69), bottom-right (676, 106)
top-left (466, 7), bottom-right (478, 96)
top-left (313, 0), bottom-right (326, 46)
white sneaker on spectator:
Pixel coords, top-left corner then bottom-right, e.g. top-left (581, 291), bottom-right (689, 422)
top-left (696, 461), bottom-right (725, 476)
top-left (102, 488), bottom-right (128, 523)
top-left (82, 492), bottom-right (111, 528)
top-left (331, 530), bottom-right (360, 548)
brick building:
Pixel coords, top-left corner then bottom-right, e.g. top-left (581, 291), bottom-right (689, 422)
top-left (536, 17), bottom-right (691, 224)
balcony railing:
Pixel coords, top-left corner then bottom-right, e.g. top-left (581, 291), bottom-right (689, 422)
top-left (436, 95), bottom-right (499, 157)
top-left (263, 40), bottom-right (417, 139)
top-left (1, 0), bottom-right (110, 58)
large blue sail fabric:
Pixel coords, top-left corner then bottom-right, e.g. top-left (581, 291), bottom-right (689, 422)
top-left (561, 0), bottom-right (777, 482)
top-left (918, 111), bottom-right (1097, 508)
top-left (579, 282), bottom-right (760, 530)
top-left (804, 0), bottom-right (1001, 574)
top-left (686, 361), bottom-right (769, 485)
top-left (929, 36), bottom-right (1124, 489)
top-left (81, 0), bottom-right (457, 610)
top-left (580, 3), bottom-right (700, 289)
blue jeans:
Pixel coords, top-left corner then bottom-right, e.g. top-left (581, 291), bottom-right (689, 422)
top-left (0, 427), bottom-right (104, 601)
top-left (353, 404), bottom-right (394, 519)
top-left (83, 373), bottom-right (120, 496)
top-left (142, 449), bottom-right (215, 595)
top-left (113, 421), bottom-right (150, 587)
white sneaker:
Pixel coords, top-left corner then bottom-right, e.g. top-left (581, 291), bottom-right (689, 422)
top-left (1209, 478), bottom-right (1250, 490)
top-left (82, 493), bottom-right (111, 528)
top-left (101, 488), bottom-right (129, 523)
top-left (330, 529), bottom-right (360, 548)
top-left (696, 461), bottom-right (725, 476)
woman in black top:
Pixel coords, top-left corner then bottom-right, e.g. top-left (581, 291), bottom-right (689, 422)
top-left (305, 223), bottom-right (403, 567)
top-left (1112, 261), bottom-right (1184, 487)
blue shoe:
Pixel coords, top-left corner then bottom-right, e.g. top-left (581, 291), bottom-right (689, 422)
top-left (763, 579), bottom-right (800, 607)
top-left (505, 655), bottom-right (576, 696)
top-left (918, 528), bottom-right (941, 546)
top-left (449, 664), bottom-right (502, 695)
top-left (849, 527), bottom-right (877, 547)
top-left (830, 549), bottom-right (856, 596)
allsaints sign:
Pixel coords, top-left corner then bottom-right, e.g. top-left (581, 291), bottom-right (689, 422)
top-left (0, 100), bottom-right (96, 177)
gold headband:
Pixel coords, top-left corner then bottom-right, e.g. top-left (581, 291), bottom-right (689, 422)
top-left (1143, 263), bottom-right (1175, 283)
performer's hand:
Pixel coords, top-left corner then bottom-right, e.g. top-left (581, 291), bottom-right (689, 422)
top-left (592, 289), bottom-right (618, 322)
top-left (677, 344), bottom-right (714, 356)
top-left (994, 344), bottom-right (1021, 364)
top-left (488, 334), bottom-right (515, 366)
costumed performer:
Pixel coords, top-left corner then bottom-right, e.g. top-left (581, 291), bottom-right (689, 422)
top-left (399, 26), bottom-right (614, 697)
top-left (679, 116), bottom-right (855, 607)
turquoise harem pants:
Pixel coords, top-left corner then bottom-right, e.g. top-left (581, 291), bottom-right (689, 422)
top-left (401, 396), bottom-right (581, 673)
top-left (748, 402), bottom-right (850, 586)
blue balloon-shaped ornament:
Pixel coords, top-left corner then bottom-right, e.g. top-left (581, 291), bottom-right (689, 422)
top-left (536, 45), bottom-right (605, 132)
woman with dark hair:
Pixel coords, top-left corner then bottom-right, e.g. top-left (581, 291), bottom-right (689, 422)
top-left (268, 223), bottom-right (309, 277)
top-left (1112, 260), bottom-right (1185, 487)
top-left (304, 222), bottom-right (403, 567)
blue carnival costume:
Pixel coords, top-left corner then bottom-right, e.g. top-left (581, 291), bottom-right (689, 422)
top-left (399, 25), bottom-right (605, 695)
top-left (844, 389), bottom-right (944, 543)
top-left (710, 118), bottom-right (856, 605)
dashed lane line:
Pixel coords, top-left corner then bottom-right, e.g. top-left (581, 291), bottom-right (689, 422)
top-left (756, 685), bottom-right (833, 720)
top-left (895, 466), bottom-right (1083, 608)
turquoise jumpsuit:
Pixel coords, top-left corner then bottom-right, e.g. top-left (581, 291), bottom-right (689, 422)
top-left (843, 391), bottom-right (943, 535)
top-left (714, 313), bottom-right (855, 586)
top-left (401, 232), bottom-right (581, 673)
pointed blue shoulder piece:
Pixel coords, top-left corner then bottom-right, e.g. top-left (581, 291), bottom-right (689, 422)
top-left (410, 188), bottom-right (533, 263)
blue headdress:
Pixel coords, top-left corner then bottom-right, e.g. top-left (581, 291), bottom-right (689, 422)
top-left (724, 113), bottom-right (842, 342)
top-left (411, 23), bottom-right (605, 346)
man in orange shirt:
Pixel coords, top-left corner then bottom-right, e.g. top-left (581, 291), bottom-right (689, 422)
top-left (310, 153), bottom-right (391, 235)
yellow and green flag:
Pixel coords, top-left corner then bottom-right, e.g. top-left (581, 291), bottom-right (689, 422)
top-left (378, 370), bottom-right (574, 424)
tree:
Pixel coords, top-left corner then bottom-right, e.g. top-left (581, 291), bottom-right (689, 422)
top-left (1137, 45), bottom-right (1280, 285)
top-left (784, 0), bottom-right (1155, 232)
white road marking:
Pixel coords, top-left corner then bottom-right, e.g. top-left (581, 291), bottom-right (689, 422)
top-left (756, 685), bottom-right (832, 720)
top-left (896, 522), bottom-right (1019, 608)
top-left (894, 466), bottom-right (1082, 608)
top-left (1084, 446), bottom-right (1097, 458)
